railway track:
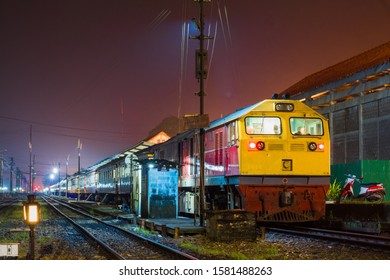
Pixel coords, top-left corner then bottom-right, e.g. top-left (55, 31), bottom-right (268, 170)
top-left (267, 225), bottom-right (390, 249)
top-left (0, 197), bottom-right (21, 209)
top-left (42, 195), bottom-right (198, 260)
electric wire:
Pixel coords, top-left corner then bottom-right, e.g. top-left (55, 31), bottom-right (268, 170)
top-left (0, 115), bottom-right (132, 137)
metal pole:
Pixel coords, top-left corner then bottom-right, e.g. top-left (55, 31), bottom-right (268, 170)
top-left (130, 155), bottom-right (134, 213)
top-left (0, 148), bottom-right (5, 197)
top-left (77, 139), bottom-right (82, 201)
top-left (29, 125), bottom-right (33, 193)
top-left (190, 0), bottom-right (212, 226)
top-left (198, 0), bottom-right (207, 227)
top-left (0, 158), bottom-right (2, 197)
top-left (29, 225), bottom-right (35, 260)
top-left (66, 155), bottom-right (69, 198)
top-left (58, 162), bottom-right (60, 195)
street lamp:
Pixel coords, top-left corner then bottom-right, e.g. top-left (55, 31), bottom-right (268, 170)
top-left (23, 194), bottom-right (40, 259)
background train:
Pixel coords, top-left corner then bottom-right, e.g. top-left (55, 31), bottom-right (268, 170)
top-left (50, 98), bottom-right (330, 223)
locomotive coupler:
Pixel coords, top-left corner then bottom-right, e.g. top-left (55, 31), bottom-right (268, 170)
top-left (279, 189), bottom-right (294, 207)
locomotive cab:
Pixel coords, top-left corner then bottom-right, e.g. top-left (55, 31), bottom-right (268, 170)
top-left (234, 100), bottom-right (330, 222)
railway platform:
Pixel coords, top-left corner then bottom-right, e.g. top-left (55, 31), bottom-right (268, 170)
top-left (119, 215), bottom-right (205, 238)
top-left (70, 200), bottom-right (205, 237)
top-left (316, 202), bottom-right (390, 235)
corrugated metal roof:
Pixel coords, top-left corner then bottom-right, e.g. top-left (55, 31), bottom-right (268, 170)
top-left (119, 141), bottom-right (155, 156)
top-left (84, 141), bottom-right (155, 172)
top-left (280, 41), bottom-right (390, 97)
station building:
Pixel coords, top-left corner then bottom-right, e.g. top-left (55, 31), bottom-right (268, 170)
top-left (280, 40), bottom-right (390, 196)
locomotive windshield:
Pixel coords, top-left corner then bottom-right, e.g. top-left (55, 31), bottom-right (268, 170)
top-left (290, 117), bottom-right (324, 136)
top-left (245, 117), bottom-right (281, 135)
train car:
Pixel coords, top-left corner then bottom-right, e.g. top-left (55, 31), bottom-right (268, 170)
top-left (143, 99), bottom-right (330, 222)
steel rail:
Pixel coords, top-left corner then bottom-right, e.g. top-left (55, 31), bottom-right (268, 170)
top-left (42, 195), bottom-right (125, 259)
top-left (43, 195), bottom-right (198, 260)
top-left (268, 225), bottom-right (390, 248)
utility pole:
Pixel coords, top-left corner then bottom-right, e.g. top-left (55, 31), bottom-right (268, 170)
top-left (190, 0), bottom-right (212, 226)
top-left (129, 154), bottom-right (134, 213)
top-left (32, 155), bottom-right (35, 192)
top-left (16, 168), bottom-right (21, 192)
top-left (9, 157), bottom-right (15, 194)
top-left (66, 155), bottom-right (70, 198)
top-left (0, 158), bottom-right (3, 196)
top-left (77, 139), bottom-right (82, 201)
top-left (29, 125), bottom-right (33, 193)
top-left (0, 148), bottom-right (6, 197)
top-left (57, 162), bottom-right (61, 195)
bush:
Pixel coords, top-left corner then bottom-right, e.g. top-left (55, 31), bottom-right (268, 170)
top-left (326, 179), bottom-right (342, 201)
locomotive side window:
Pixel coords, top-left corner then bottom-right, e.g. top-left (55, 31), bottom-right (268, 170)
top-left (290, 118), bottom-right (324, 136)
top-left (245, 117), bottom-right (281, 135)
top-left (227, 121), bottom-right (238, 145)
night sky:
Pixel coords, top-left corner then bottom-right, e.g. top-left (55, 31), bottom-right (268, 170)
top-left (1, 0), bottom-right (389, 187)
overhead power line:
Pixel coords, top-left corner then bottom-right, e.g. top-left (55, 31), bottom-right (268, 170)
top-left (0, 115), bottom-right (130, 136)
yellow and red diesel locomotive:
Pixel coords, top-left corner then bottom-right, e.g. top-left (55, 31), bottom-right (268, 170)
top-left (150, 98), bottom-right (330, 222)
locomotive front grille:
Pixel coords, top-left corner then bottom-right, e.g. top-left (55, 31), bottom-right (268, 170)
top-left (259, 210), bottom-right (314, 222)
top-left (268, 143), bottom-right (284, 150)
top-left (290, 143), bottom-right (305, 151)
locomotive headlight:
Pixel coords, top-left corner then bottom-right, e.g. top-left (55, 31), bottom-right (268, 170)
top-left (248, 141), bottom-right (265, 151)
top-left (256, 141), bottom-right (265, 150)
top-left (308, 142), bottom-right (317, 151)
top-left (308, 142), bottom-right (325, 151)
top-left (275, 103), bottom-right (294, 112)
top-left (248, 142), bottom-right (257, 149)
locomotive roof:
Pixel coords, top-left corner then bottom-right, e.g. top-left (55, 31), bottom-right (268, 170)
top-left (211, 99), bottom-right (296, 128)
top-left (208, 99), bottom-right (322, 129)
top-left (208, 101), bottom-right (263, 130)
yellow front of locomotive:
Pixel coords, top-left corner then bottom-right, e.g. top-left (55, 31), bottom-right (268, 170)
top-left (240, 100), bottom-right (330, 176)
top-left (237, 99), bottom-right (330, 222)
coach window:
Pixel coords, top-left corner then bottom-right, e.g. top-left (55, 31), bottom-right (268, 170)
top-left (245, 117), bottom-right (281, 135)
top-left (290, 118), bottom-right (324, 136)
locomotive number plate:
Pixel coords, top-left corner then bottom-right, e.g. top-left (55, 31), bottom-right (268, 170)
top-left (282, 159), bottom-right (292, 171)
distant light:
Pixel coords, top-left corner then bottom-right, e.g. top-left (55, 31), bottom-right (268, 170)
top-left (148, 164), bottom-right (154, 169)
